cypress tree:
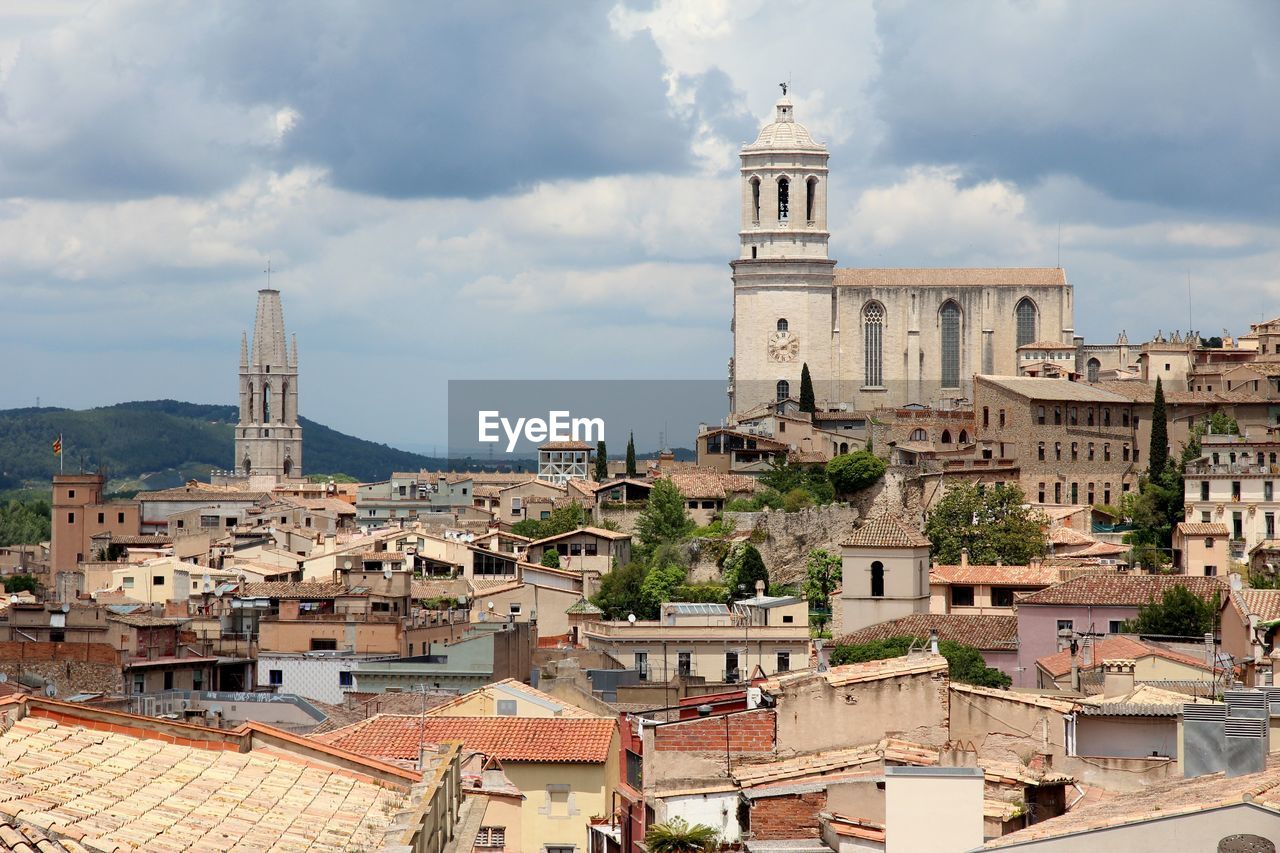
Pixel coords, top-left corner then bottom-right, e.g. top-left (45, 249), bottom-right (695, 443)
top-left (594, 441), bottom-right (608, 481)
top-left (1149, 376), bottom-right (1169, 478)
top-left (799, 363), bottom-right (816, 414)
top-left (626, 432), bottom-right (637, 477)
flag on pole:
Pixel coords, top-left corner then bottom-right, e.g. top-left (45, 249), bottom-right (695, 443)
top-left (52, 435), bottom-right (62, 456)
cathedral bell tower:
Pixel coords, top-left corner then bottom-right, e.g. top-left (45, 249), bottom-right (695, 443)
top-left (730, 87), bottom-right (836, 413)
top-left (235, 284), bottom-right (302, 481)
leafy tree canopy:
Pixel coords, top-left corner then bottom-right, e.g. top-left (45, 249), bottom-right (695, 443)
top-left (924, 483), bottom-right (1047, 566)
top-left (1123, 585), bottom-right (1219, 637)
top-left (831, 636), bottom-right (1011, 688)
top-left (758, 457), bottom-right (834, 507)
top-left (0, 499), bottom-right (51, 547)
top-left (639, 563), bottom-right (687, 618)
top-left (799, 363), bottom-right (816, 414)
top-left (591, 561), bottom-right (647, 620)
top-left (1, 574), bottom-right (37, 594)
top-left (510, 502), bottom-right (589, 540)
top-left (826, 451), bottom-right (886, 495)
top-left (804, 549), bottom-right (842, 611)
top-left (635, 479), bottom-right (694, 556)
top-left (722, 541), bottom-right (769, 600)
top-left (540, 549), bottom-right (561, 568)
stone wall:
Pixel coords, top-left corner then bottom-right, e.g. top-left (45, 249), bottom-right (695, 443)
top-left (0, 642), bottom-right (122, 697)
top-left (688, 468), bottom-right (924, 585)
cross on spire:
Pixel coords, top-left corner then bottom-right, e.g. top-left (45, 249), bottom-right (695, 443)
top-left (264, 258), bottom-right (273, 289)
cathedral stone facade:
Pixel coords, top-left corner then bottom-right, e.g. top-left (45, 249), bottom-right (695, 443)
top-left (730, 95), bottom-right (1075, 413)
top-left (235, 288), bottom-right (302, 481)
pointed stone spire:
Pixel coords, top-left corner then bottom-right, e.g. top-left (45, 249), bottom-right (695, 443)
top-left (290, 334), bottom-right (298, 368)
top-left (251, 288), bottom-right (288, 368)
top-left (240, 331), bottom-right (249, 368)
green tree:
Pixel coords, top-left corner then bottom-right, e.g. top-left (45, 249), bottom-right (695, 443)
top-left (759, 456), bottom-right (834, 505)
top-left (594, 441), bottom-right (608, 481)
top-left (540, 549), bottom-right (561, 569)
top-left (804, 549), bottom-right (842, 613)
top-left (591, 561), bottom-right (647, 619)
top-left (826, 451), bottom-right (886, 495)
top-left (0, 498), bottom-right (51, 546)
top-left (722, 541), bottom-right (769, 600)
top-left (671, 582), bottom-right (727, 603)
top-left (799, 362), bottom-right (816, 414)
top-left (1, 574), bottom-right (38, 594)
top-left (1124, 585), bottom-right (1220, 636)
top-left (1182, 412), bottom-right (1239, 466)
top-left (831, 636), bottom-right (1011, 688)
top-left (924, 483), bottom-right (1047, 565)
top-left (626, 432), bottom-right (637, 477)
top-left (639, 563), bottom-right (687, 618)
top-left (1149, 376), bottom-right (1169, 478)
top-left (782, 488), bottom-right (813, 512)
top-left (634, 479), bottom-right (694, 556)
top-left (644, 818), bottom-right (718, 853)
top-left (510, 501), bottom-right (588, 540)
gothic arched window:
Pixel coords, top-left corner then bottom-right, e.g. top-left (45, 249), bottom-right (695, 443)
top-left (805, 176), bottom-right (818, 223)
top-left (863, 301), bottom-right (885, 387)
top-left (777, 318), bottom-right (788, 332)
top-left (870, 561), bottom-right (885, 598)
top-left (941, 430), bottom-right (952, 444)
top-left (940, 301), bottom-right (962, 388)
top-left (1087, 358), bottom-right (1101, 383)
top-left (777, 177), bottom-right (790, 222)
top-left (281, 381), bottom-right (289, 423)
top-left (776, 380), bottom-right (790, 401)
top-left (243, 457), bottom-right (252, 476)
top-left (1015, 298), bottom-right (1038, 349)
top-left (750, 177), bottom-right (761, 224)
top-left (959, 429), bottom-right (969, 443)
top-left (262, 384), bottom-right (272, 423)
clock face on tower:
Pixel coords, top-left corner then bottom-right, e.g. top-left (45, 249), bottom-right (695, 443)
top-left (768, 330), bottom-right (800, 362)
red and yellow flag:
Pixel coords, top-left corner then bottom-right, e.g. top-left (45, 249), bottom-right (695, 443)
top-left (52, 436), bottom-right (62, 456)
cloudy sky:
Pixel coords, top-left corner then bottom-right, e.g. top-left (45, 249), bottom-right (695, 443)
top-left (1, 0), bottom-right (1276, 450)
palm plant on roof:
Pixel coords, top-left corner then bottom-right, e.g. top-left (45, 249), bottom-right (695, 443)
top-left (644, 817), bottom-right (719, 852)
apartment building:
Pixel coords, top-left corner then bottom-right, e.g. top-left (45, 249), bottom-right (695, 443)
top-left (1183, 432), bottom-right (1280, 561)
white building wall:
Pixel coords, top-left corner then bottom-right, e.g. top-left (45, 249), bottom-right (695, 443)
top-left (659, 792), bottom-right (741, 845)
top-left (256, 654), bottom-right (375, 705)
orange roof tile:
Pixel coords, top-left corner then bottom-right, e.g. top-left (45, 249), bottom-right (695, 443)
top-left (837, 614), bottom-right (1018, 652)
top-left (315, 714), bottom-right (616, 763)
top-left (1015, 574), bottom-right (1225, 607)
top-left (930, 564), bottom-right (1061, 586)
top-left (841, 515), bottom-right (931, 549)
top-left (1176, 522), bottom-right (1231, 537)
top-left (1036, 636), bottom-right (1214, 678)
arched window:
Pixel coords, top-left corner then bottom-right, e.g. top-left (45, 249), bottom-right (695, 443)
top-left (283, 458), bottom-right (293, 478)
top-left (281, 380), bottom-right (289, 423)
top-left (247, 386), bottom-right (255, 424)
top-left (1015, 298), bottom-right (1038, 349)
top-left (940, 301), bottom-right (961, 388)
top-left (959, 429), bottom-right (969, 443)
top-left (1087, 358), bottom-right (1101, 383)
top-left (941, 430), bottom-right (952, 444)
top-left (863, 301), bottom-right (884, 387)
top-left (262, 384), bottom-right (272, 423)
top-left (750, 177), bottom-right (761, 224)
top-left (839, 442), bottom-right (849, 455)
top-left (243, 457), bottom-right (252, 476)
top-left (870, 561), bottom-right (885, 598)
top-left (805, 176), bottom-right (818, 223)
top-left (776, 380), bottom-right (790, 401)
top-left (777, 318), bottom-right (789, 332)
top-left (777, 177), bottom-right (790, 222)
top-left (910, 428), bottom-right (927, 442)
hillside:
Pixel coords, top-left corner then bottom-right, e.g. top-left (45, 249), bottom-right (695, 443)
top-left (0, 400), bottom-right (455, 491)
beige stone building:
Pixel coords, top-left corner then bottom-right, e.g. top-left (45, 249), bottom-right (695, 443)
top-left (836, 515), bottom-right (932, 635)
top-left (231, 287), bottom-right (302, 481)
top-left (730, 92), bottom-right (1074, 413)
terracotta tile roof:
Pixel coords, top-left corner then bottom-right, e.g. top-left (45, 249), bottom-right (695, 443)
top-left (307, 691), bottom-right (457, 735)
top-left (760, 653), bottom-right (947, 692)
top-left (1229, 588), bottom-right (1280, 624)
top-left (0, 714), bottom-right (411, 851)
top-left (136, 487), bottom-right (268, 502)
top-left (530, 526), bottom-right (630, 546)
top-left (1015, 574), bottom-right (1226, 607)
top-left (89, 534), bottom-right (172, 547)
top-left (840, 515), bottom-right (931, 548)
top-left (833, 268), bottom-right (1067, 288)
top-left (411, 578), bottom-right (469, 600)
top-left (661, 470), bottom-right (757, 500)
top-left (1036, 636), bottom-right (1214, 679)
top-left (930, 564), bottom-right (1061, 586)
top-left (950, 682), bottom-right (1078, 714)
top-left (105, 612), bottom-right (188, 628)
top-left (1047, 525), bottom-right (1096, 546)
top-left (424, 679), bottom-right (602, 719)
top-left (976, 375), bottom-right (1133, 403)
top-left (1176, 522), bottom-right (1231, 537)
top-left (985, 757), bottom-right (1280, 848)
top-left (1071, 541), bottom-right (1129, 557)
top-left (566, 598), bottom-right (604, 615)
top-left (356, 550), bottom-right (406, 561)
top-left (240, 581), bottom-right (347, 599)
top-left (314, 715), bottom-right (616, 763)
top-left (837, 614), bottom-right (1018, 652)
top-left (0, 817), bottom-right (86, 853)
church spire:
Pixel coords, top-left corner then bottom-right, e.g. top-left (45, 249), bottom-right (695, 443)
top-left (240, 331), bottom-right (248, 368)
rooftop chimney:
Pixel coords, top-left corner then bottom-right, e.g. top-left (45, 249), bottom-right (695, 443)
top-left (1101, 659), bottom-right (1136, 699)
top-left (960, 548), bottom-right (969, 570)
top-left (815, 638), bottom-right (829, 673)
top-left (755, 579), bottom-right (766, 597)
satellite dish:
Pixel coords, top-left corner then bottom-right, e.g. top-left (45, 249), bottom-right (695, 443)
top-left (383, 567), bottom-right (393, 581)
top-left (343, 559), bottom-right (352, 571)
top-left (8, 596), bottom-right (16, 605)
top-left (61, 603), bottom-right (70, 613)
top-left (0, 673), bottom-right (8, 683)
top-left (44, 684), bottom-right (57, 698)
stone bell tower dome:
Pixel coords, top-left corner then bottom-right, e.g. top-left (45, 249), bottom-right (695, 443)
top-left (234, 286), bottom-right (302, 482)
top-left (730, 87), bottom-right (837, 413)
